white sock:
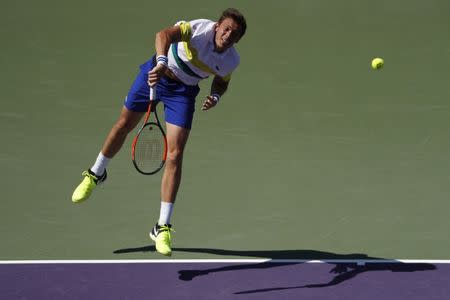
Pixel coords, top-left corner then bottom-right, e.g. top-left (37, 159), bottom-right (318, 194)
top-left (158, 201), bottom-right (174, 225)
top-left (90, 152), bottom-right (110, 176)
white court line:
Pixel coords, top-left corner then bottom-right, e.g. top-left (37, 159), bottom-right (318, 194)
top-left (1, 259), bottom-right (450, 264)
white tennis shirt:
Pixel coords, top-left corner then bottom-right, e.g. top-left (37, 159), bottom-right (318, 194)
top-left (167, 19), bottom-right (240, 86)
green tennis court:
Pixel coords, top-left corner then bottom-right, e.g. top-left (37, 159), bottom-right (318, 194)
top-left (1, 0), bottom-right (450, 263)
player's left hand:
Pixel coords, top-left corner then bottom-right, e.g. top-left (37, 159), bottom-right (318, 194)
top-left (201, 95), bottom-right (218, 111)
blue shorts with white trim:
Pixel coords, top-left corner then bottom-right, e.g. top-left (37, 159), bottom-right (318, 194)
top-left (124, 56), bottom-right (200, 129)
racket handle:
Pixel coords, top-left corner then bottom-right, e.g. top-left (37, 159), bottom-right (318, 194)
top-left (150, 86), bottom-right (155, 101)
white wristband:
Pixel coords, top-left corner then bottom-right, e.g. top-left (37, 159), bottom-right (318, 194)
top-left (211, 93), bottom-right (220, 103)
top-left (156, 55), bottom-right (168, 67)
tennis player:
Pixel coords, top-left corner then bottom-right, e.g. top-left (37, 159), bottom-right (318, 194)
top-left (71, 8), bottom-right (247, 256)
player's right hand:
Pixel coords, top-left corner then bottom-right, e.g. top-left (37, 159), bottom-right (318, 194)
top-left (148, 64), bottom-right (167, 87)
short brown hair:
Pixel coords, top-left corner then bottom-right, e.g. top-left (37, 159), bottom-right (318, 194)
top-left (218, 8), bottom-right (247, 39)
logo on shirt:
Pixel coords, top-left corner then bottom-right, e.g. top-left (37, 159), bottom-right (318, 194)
top-left (215, 65), bottom-right (220, 71)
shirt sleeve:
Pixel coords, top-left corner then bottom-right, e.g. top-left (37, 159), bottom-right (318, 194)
top-left (176, 21), bottom-right (192, 42)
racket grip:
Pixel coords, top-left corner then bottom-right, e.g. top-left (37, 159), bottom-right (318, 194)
top-left (150, 87), bottom-right (155, 101)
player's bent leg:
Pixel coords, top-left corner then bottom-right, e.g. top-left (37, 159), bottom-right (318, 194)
top-left (101, 106), bottom-right (145, 158)
top-left (72, 106), bottom-right (144, 203)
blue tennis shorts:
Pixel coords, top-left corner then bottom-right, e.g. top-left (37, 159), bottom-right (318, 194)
top-left (124, 56), bottom-right (200, 129)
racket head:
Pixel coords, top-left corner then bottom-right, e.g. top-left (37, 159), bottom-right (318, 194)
top-left (132, 121), bottom-right (167, 175)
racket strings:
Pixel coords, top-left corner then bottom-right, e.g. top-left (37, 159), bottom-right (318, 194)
top-left (134, 124), bottom-right (165, 172)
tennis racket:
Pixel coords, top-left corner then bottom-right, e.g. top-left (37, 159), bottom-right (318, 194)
top-left (131, 87), bottom-right (167, 175)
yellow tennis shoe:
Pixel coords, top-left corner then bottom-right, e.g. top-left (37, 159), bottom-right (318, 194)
top-left (150, 224), bottom-right (174, 257)
top-left (71, 169), bottom-right (107, 203)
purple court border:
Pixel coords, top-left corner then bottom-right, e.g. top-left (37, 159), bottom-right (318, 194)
top-left (1, 260), bottom-right (449, 300)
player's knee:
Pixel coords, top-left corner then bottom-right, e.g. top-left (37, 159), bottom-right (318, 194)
top-left (166, 148), bottom-right (184, 165)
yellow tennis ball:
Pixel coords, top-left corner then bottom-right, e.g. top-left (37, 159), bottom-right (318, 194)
top-left (371, 57), bottom-right (384, 70)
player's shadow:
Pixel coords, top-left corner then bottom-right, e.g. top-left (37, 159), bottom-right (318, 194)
top-left (113, 246), bottom-right (436, 293)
